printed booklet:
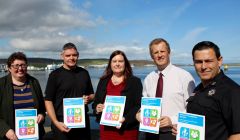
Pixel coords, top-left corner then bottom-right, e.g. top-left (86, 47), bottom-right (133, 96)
top-left (100, 95), bottom-right (126, 127)
top-left (15, 109), bottom-right (38, 140)
top-left (63, 98), bottom-right (85, 128)
top-left (177, 112), bottom-right (205, 140)
top-left (139, 97), bottom-right (162, 134)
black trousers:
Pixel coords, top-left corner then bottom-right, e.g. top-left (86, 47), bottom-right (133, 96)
top-left (145, 131), bottom-right (175, 140)
top-left (52, 125), bottom-right (91, 140)
top-left (51, 115), bottom-right (91, 140)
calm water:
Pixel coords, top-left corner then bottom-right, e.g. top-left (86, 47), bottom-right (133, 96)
top-left (1, 66), bottom-right (239, 92)
top-left (1, 66), bottom-right (240, 129)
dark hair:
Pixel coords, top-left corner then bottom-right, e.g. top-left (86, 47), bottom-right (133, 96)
top-left (62, 42), bottom-right (79, 54)
top-left (149, 38), bottom-right (171, 54)
top-left (100, 50), bottom-right (133, 80)
top-left (7, 52), bottom-right (27, 68)
top-left (192, 41), bottom-right (221, 59)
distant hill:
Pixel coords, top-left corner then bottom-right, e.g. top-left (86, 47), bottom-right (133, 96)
top-left (1, 58), bottom-right (238, 67)
top-left (0, 58), bottom-right (154, 67)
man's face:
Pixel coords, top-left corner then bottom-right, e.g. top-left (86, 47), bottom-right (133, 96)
top-left (61, 48), bottom-right (79, 69)
top-left (193, 48), bottom-right (222, 86)
top-left (150, 42), bottom-right (170, 70)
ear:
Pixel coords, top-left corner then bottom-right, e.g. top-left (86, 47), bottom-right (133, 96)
top-left (217, 56), bottom-right (223, 67)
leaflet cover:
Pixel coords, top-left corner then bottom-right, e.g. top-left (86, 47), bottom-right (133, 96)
top-left (15, 109), bottom-right (38, 140)
top-left (100, 95), bottom-right (126, 127)
top-left (139, 97), bottom-right (162, 134)
top-left (177, 112), bottom-right (205, 140)
top-left (63, 98), bottom-right (85, 128)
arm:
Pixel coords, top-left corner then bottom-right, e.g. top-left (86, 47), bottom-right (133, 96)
top-left (92, 79), bottom-right (105, 122)
top-left (0, 78), bottom-right (17, 139)
top-left (45, 100), bottom-right (70, 132)
top-left (32, 78), bottom-right (46, 123)
top-left (161, 71), bottom-right (195, 127)
top-left (0, 118), bottom-right (15, 139)
top-left (228, 134), bottom-right (240, 140)
top-left (83, 70), bottom-right (95, 105)
top-left (0, 102), bottom-right (12, 138)
top-left (83, 93), bottom-right (95, 104)
top-left (122, 77), bottom-right (143, 127)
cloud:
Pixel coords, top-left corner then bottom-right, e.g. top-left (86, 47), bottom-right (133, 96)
top-left (0, 0), bottom-right (100, 38)
top-left (0, 0), bottom-right (109, 59)
top-left (181, 27), bottom-right (207, 42)
top-left (6, 32), bottom-right (148, 60)
top-left (173, 0), bottom-right (194, 19)
top-left (79, 43), bottom-right (149, 60)
top-left (9, 34), bottom-right (89, 52)
top-left (82, 1), bottom-right (92, 9)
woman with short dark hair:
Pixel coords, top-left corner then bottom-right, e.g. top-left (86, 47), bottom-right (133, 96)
top-left (0, 52), bottom-right (45, 140)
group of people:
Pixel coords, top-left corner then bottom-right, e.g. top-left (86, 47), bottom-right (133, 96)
top-left (0, 38), bottom-right (240, 140)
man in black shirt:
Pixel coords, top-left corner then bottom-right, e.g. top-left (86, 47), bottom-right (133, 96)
top-left (45, 43), bottom-right (94, 140)
top-left (173, 41), bottom-right (240, 140)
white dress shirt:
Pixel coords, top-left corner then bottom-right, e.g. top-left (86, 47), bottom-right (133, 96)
top-left (142, 63), bottom-right (195, 124)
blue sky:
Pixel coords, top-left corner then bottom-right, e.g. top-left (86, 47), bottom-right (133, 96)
top-left (0, 0), bottom-right (239, 64)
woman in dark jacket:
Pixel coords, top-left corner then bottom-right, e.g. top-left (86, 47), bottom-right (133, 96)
top-left (93, 50), bottom-right (142, 140)
top-left (0, 52), bottom-right (45, 140)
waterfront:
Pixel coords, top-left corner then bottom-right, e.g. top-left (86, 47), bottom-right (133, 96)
top-left (1, 66), bottom-right (240, 138)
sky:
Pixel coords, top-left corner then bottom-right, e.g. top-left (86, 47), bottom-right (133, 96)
top-left (0, 0), bottom-right (240, 64)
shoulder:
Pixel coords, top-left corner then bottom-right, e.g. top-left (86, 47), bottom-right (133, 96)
top-left (171, 65), bottom-right (194, 79)
top-left (26, 74), bottom-right (40, 84)
top-left (48, 67), bottom-right (63, 76)
top-left (129, 75), bottom-right (141, 80)
top-left (0, 74), bottom-right (7, 81)
top-left (127, 75), bottom-right (141, 83)
top-left (172, 65), bottom-right (192, 75)
top-left (145, 70), bottom-right (157, 79)
top-left (219, 74), bottom-right (240, 90)
top-left (0, 75), bottom-right (8, 87)
top-left (98, 77), bottom-right (109, 84)
top-left (76, 66), bottom-right (90, 74)
top-left (26, 74), bottom-right (38, 80)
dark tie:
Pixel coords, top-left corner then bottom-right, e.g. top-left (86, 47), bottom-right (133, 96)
top-left (156, 73), bottom-right (163, 97)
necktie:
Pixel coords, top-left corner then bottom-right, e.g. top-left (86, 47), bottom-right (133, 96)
top-left (156, 73), bottom-right (163, 97)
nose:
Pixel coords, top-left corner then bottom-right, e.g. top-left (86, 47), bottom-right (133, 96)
top-left (18, 66), bottom-right (24, 70)
top-left (116, 61), bottom-right (120, 66)
top-left (201, 61), bottom-right (206, 69)
top-left (157, 52), bottom-right (163, 58)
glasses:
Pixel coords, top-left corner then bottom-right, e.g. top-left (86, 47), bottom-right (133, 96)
top-left (11, 64), bottom-right (28, 69)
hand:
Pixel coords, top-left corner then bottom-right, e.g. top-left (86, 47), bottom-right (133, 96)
top-left (5, 129), bottom-right (18, 140)
top-left (54, 121), bottom-right (71, 133)
top-left (83, 95), bottom-right (90, 104)
top-left (37, 114), bottom-right (45, 124)
top-left (96, 104), bottom-right (104, 114)
top-left (172, 124), bottom-right (178, 136)
top-left (135, 110), bottom-right (142, 123)
top-left (159, 116), bottom-right (172, 128)
top-left (116, 117), bottom-right (125, 129)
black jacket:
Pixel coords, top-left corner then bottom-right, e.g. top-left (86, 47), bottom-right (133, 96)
top-left (93, 75), bottom-right (142, 130)
top-left (0, 74), bottom-right (45, 139)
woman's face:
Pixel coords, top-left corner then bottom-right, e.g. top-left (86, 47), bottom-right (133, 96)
top-left (8, 59), bottom-right (27, 80)
top-left (111, 54), bottom-right (125, 75)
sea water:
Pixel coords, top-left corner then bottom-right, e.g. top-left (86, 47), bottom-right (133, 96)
top-left (1, 66), bottom-right (240, 130)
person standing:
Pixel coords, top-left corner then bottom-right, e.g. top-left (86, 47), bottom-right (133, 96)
top-left (93, 50), bottom-right (142, 140)
top-left (185, 41), bottom-right (240, 140)
top-left (44, 43), bottom-right (94, 140)
top-left (136, 38), bottom-right (195, 140)
top-left (0, 52), bottom-right (45, 140)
